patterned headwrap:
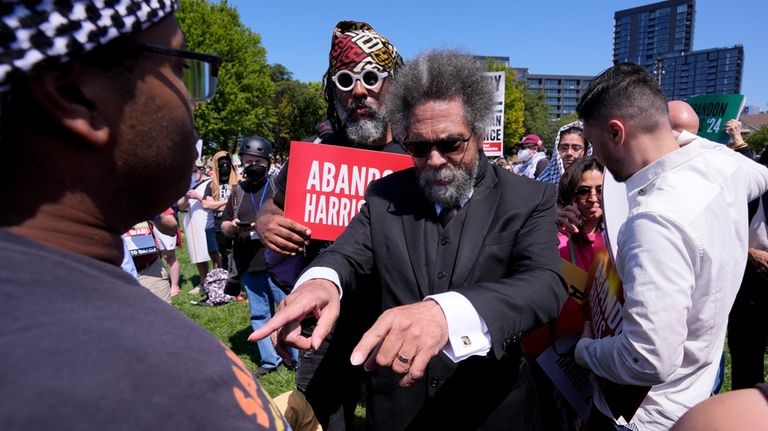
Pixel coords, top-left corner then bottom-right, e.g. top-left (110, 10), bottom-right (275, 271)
top-left (536, 120), bottom-right (593, 187)
top-left (327, 20), bottom-right (401, 76)
top-left (0, 0), bottom-right (178, 89)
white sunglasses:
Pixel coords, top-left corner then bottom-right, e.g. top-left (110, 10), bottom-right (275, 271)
top-left (331, 69), bottom-right (389, 92)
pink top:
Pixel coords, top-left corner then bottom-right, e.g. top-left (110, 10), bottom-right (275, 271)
top-left (557, 230), bottom-right (607, 272)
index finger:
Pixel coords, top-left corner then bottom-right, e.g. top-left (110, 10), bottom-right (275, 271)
top-left (249, 304), bottom-right (309, 341)
top-left (350, 317), bottom-right (392, 366)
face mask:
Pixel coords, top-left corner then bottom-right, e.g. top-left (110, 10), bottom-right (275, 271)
top-left (244, 163), bottom-right (268, 181)
top-left (517, 149), bottom-right (532, 162)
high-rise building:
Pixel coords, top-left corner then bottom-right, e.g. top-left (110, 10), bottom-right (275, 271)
top-left (613, 0), bottom-right (695, 68)
top-left (614, 0), bottom-right (743, 100)
top-left (656, 46), bottom-right (744, 100)
top-left (515, 68), bottom-right (594, 120)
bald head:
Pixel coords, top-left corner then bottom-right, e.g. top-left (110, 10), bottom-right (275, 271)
top-left (668, 100), bottom-right (700, 135)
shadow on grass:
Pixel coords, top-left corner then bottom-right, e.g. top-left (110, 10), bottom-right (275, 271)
top-left (229, 326), bottom-right (262, 366)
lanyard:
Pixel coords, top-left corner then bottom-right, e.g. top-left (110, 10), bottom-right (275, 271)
top-left (248, 178), bottom-right (270, 213)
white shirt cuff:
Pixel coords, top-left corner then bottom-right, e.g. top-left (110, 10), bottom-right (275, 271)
top-left (293, 267), bottom-right (343, 300)
top-left (426, 291), bottom-right (491, 362)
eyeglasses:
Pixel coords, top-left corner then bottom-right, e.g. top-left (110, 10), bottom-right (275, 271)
top-left (557, 143), bottom-right (585, 153)
top-left (331, 69), bottom-right (388, 92)
top-left (125, 43), bottom-right (222, 102)
top-left (574, 185), bottom-right (602, 198)
top-left (401, 134), bottom-right (472, 158)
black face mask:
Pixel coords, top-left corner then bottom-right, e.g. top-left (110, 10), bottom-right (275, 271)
top-left (218, 160), bottom-right (232, 181)
top-left (244, 163), bottom-right (268, 181)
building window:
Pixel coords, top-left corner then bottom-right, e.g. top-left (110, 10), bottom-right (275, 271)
top-left (545, 79), bottom-right (560, 88)
top-left (564, 79), bottom-right (579, 88)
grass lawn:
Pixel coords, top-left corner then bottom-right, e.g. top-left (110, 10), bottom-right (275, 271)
top-left (169, 237), bottom-right (767, 424)
top-left (170, 242), bottom-right (296, 398)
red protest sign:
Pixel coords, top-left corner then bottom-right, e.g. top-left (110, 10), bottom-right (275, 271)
top-left (284, 141), bottom-right (413, 241)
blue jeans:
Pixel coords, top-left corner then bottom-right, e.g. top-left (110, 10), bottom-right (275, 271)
top-left (241, 270), bottom-right (298, 369)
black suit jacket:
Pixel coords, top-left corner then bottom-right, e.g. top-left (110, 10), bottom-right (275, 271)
top-left (309, 157), bottom-right (567, 430)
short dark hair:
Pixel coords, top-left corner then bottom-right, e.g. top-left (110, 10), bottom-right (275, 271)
top-left (385, 49), bottom-right (494, 139)
top-left (577, 63), bottom-right (668, 134)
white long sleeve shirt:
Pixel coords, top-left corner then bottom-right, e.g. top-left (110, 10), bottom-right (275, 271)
top-left (575, 137), bottom-right (768, 430)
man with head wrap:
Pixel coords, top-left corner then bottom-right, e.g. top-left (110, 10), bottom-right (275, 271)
top-left (0, 1), bottom-right (286, 429)
top-left (253, 20), bottom-right (404, 430)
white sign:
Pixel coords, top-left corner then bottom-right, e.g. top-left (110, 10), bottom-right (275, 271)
top-left (483, 71), bottom-right (505, 157)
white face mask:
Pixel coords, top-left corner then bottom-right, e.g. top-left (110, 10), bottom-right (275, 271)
top-left (517, 148), bottom-right (532, 162)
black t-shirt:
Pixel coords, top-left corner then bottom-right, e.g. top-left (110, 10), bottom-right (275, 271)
top-left (0, 229), bottom-right (288, 430)
top-left (222, 178), bottom-right (274, 273)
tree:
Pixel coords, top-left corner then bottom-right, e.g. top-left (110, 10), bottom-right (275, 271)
top-left (522, 87), bottom-right (556, 147)
top-left (177, 0), bottom-right (275, 154)
top-left (272, 80), bottom-right (326, 157)
top-left (269, 63), bottom-right (293, 83)
top-left (746, 124), bottom-right (768, 152)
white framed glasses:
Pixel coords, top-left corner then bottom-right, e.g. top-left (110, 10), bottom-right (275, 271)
top-left (331, 69), bottom-right (388, 92)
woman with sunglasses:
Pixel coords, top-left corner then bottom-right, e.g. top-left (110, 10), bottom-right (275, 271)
top-left (557, 156), bottom-right (607, 271)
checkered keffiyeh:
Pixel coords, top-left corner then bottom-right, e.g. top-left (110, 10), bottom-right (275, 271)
top-left (536, 120), bottom-right (592, 186)
top-left (0, 0), bottom-right (178, 88)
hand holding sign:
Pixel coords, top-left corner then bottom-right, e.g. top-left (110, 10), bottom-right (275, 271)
top-left (724, 119), bottom-right (745, 146)
top-left (248, 279), bottom-right (340, 351)
top-left (256, 198), bottom-right (311, 256)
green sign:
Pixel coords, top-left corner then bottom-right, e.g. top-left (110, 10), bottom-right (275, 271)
top-left (687, 94), bottom-right (745, 144)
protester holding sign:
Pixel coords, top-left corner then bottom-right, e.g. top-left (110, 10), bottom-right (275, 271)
top-left (574, 63), bottom-right (768, 430)
top-left (254, 20), bottom-right (405, 430)
top-left (253, 50), bottom-right (567, 430)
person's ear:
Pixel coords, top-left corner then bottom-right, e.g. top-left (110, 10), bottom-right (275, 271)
top-left (25, 64), bottom-right (111, 148)
top-left (607, 120), bottom-right (625, 146)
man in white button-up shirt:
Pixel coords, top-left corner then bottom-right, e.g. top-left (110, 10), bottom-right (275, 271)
top-left (574, 63), bottom-right (768, 430)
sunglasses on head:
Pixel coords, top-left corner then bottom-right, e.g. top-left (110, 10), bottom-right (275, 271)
top-left (121, 42), bottom-right (222, 102)
top-left (401, 134), bottom-right (472, 158)
top-left (574, 185), bottom-right (602, 198)
top-left (331, 69), bottom-right (388, 92)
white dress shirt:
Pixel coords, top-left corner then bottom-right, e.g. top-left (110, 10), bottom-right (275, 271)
top-left (575, 137), bottom-right (768, 430)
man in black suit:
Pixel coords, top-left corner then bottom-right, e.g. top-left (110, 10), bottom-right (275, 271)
top-left (254, 50), bottom-right (566, 430)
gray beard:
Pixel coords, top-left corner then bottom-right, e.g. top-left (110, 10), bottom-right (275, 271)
top-left (335, 99), bottom-right (387, 145)
top-left (417, 156), bottom-right (479, 208)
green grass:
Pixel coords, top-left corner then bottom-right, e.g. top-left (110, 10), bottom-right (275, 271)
top-left (170, 242), bottom-right (296, 397)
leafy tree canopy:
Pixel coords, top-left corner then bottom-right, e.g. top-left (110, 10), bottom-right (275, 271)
top-left (177, 0), bottom-right (275, 154)
top-left (746, 124), bottom-right (768, 151)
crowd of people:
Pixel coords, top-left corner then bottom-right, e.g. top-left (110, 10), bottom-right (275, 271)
top-left (2, 1), bottom-right (768, 431)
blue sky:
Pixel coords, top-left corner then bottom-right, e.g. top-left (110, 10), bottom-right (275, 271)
top-left (228, 0), bottom-right (767, 110)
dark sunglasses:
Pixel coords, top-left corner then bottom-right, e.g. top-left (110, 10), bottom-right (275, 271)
top-left (401, 134), bottom-right (472, 158)
top-left (575, 185), bottom-right (602, 198)
top-left (122, 42), bottom-right (222, 102)
top-left (331, 69), bottom-right (388, 92)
